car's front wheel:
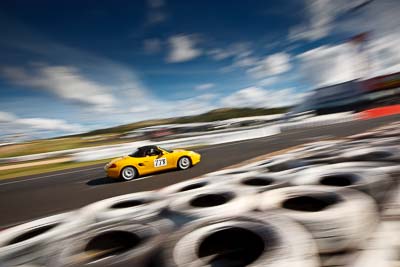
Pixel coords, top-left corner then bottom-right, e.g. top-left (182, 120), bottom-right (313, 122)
top-left (120, 166), bottom-right (138, 181)
top-left (178, 156), bottom-right (191, 170)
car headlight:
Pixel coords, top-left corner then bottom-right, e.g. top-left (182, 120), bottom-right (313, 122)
top-left (104, 163), bottom-right (110, 171)
top-left (104, 163), bottom-right (117, 171)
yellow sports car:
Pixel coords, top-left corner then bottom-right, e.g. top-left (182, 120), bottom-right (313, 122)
top-left (104, 145), bottom-right (201, 181)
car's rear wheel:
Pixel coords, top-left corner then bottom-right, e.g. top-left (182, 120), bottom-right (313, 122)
top-left (120, 166), bottom-right (138, 181)
top-left (178, 157), bottom-right (191, 170)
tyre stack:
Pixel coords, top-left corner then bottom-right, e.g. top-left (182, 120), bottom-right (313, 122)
top-left (0, 121), bottom-right (399, 266)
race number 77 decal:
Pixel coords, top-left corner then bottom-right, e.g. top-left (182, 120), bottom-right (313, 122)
top-left (154, 158), bottom-right (167, 167)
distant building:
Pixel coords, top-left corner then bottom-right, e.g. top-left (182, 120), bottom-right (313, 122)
top-left (291, 72), bottom-right (400, 115)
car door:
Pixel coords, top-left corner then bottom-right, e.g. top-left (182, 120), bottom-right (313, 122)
top-left (142, 147), bottom-right (170, 173)
top-left (132, 148), bottom-right (157, 175)
top-left (157, 149), bottom-right (176, 170)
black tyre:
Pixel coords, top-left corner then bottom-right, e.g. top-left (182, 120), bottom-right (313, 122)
top-left (120, 166), bottom-right (138, 181)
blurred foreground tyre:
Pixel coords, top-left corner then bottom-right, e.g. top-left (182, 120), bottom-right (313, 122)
top-left (364, 137), bottom-right (400, 147)
top-left (290, 140), bottom-right (343, 155)
top-left (224, 172), bottom-right (290, 193)
top-left (292, 150), bottom-right (342, 165)
top-left (168, 186), bottom-right (257, 218)
top-left (79, 191), bottom-right (168, 224)
top-left (352, 221), bottom-right (400, 267)
top-left (242, 156), bottom-right (308, 175)
top-left (259, 185), bottom-right (379, 253)
top-left (204, 167), bottom-right (258, 177)
top-left (340, 146), bottom-right (400, 162)
top-left (158, 214), bottom-right (319, 267)
top-left (159, 176), bottom-right (220, 196)
top-left (291, 164), bottom-right (392, 202)
top-left (50, 220), bottom-right (162, 267)
top-left (0, 213), bottom-right (75, 266)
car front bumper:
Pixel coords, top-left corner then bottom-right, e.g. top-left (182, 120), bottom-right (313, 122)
top-left (191, 153), bottom-right (201, 165)
top-left (104, 163), bottom-right (120, 179)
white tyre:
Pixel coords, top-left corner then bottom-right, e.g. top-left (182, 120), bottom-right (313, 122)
top-left (204, 166), bottom-right (258, 177)
top-left (168, 186), bottom-right (257, 219)
top-left (353, 221), bottom-right (400, 267)
top-left (340, 146), bottom-right (400, 162)
top-left (159, 176), bottom-right (220, 196)
top-left (291, 164), bottom-right (393, 202)
top-left (291, 140), bottom-right (343, 154)
top-left (258, 185), bottom-right (379, 253)
top-left (49, 220), bottom-right (162, 267)
top-left (242, 156), bottom-right (309, 175)
top-left (0, 212), bottom-right (76, 266)
top-left (78, 191), bottom-right (168, 223)
top-left (366, 137), bottom-right (400, 147)
top-left (294, 149), bottom-right (343, 165)
top-left (224, 172), bottom-right (291, 193)
top-left (159, 213), bottom-right (319, 267)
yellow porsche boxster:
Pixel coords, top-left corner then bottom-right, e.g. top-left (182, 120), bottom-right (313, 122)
top-left (104, 145), bottom-right (201, 181)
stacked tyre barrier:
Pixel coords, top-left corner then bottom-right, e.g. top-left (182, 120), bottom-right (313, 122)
top-left (1, 122), bottom-right (400, 266)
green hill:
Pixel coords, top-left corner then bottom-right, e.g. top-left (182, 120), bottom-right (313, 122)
top-left (79, 107), bottom-right (289, 136)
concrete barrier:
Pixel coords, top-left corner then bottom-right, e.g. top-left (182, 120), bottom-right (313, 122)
top-left (0, 113), bottom-right (358, 164)
top-left (71, 125), bottom-right (280, 162)
top-left (280, 112), bottom-right (357, 131)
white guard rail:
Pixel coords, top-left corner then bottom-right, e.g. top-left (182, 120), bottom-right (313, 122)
top-left (71, 125), bottom-right (280, 162)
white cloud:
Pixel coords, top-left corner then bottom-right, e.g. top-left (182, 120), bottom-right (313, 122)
top-left (257, 77), bottom-right (278, 87)
top-left (208, 49), bottom-right (232, 61)
top-left (0, 111), bottom-right (17, 122)
top-left (144, 38), bottom-right (162, 54)
top-left (0, 110), bottom-right (83, 135)
top-left (366, 32), bottom-right (400, 77)
top-left (129, 106), bottom-right (151, 113)
top-left (195, 83), bottom-right (215, 91)
top-left (208, 43), bottom-right (252, 61)
top-left (288, 0), bottom-right (371, 41)
top-left (208, 43), bottom-right (261, 75)
top-left (165, 94), bottom-right (217, 116)
top-left (297, 44), bottom-right (359, 87)
top-left (221, 87), bottom-right (305, 108)
top-left (146, 0), bottom-right (167, 24)
top-left (147, 11), bottom-right (167, 24)
top-left (247, 52), bottom-right (291, 78)
top-left (233, 56), bottom-right (258, 68)
top-left (293, 0), bottom-right (400, 86)
top-left (17, 118), bottom-right (83, 132)
top-left (147, 0), bottom-right (164, 8)
top-left (166, 35), bottom-right (202, 63)
top-left (297, 31), bottom-right (400, 87)
top-left (1, 65), bottom-right (117, 110)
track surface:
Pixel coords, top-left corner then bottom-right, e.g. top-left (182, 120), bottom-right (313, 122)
top-left (0, 115), bottom-right (399, 227)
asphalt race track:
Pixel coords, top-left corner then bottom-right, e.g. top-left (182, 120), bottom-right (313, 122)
top-left (0, 115), bottom-right (399, 227)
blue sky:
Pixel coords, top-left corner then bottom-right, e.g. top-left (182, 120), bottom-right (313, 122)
top-left (0, 0), bottom-right (399, 139)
